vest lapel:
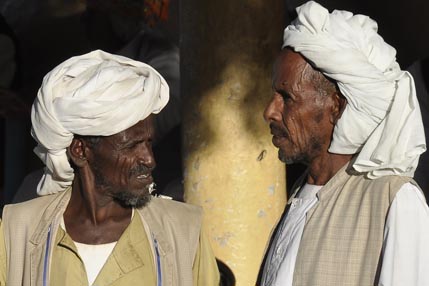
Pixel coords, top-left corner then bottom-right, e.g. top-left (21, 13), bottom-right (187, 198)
top-left (138, 201), bottom-right (175, 286)
top-left (28, 189), bottom-right (71, 286)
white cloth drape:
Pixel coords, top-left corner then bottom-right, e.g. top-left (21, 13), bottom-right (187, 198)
top-left (31, 50), bottom-right (169, 195)
top-left (283, 1), bottom-right (426, 178)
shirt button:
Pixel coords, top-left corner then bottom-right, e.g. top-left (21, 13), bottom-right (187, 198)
top-left (291, 198), bottom-right (300, 208)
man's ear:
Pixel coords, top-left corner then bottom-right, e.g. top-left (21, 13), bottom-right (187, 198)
top-left (68, 137), bottom-right (90, 168)
top-left (330, 91), bottom-right (347, 125)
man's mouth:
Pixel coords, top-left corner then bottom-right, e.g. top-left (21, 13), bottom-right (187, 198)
top-left (137, 173), bottom-right (151, 179)
top-left (272, 135), bottom-right (285, 147)
top-left (270, 124), bottom-right (288, 146)
top-left (136, 173), bottom-right (154, 185)
top-left (270, 124), bottom-right (288, 137)
top-left (130, 164), bottom-right (154, 182)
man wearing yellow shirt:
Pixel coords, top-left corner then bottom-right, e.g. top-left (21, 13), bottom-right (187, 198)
top-left (0, 50), bottom-right (220, 286)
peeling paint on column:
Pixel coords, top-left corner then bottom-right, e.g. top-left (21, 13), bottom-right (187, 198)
top-left (232, 167), bottom-right (248, 176)
top-left (191, 181), bottom-right (200, 192)
top-left (228, 82), bottom-right (242, 101)
top-left (268, 185), bottom-right (275, 195)
top-left (257, 209), bottom-right (267, 218)
top-left (193, 157), bottom-right (200, 170)
top-left (214, 232), bottom-right (234, 247)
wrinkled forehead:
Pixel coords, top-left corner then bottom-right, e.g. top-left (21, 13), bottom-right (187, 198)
top-left (107, 115), bottom-right (155, 144)
top-left (273, 48), bottom-right (313, 87)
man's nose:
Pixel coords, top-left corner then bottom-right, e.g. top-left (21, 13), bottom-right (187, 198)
top-left (137, 143), bottom-right (156, 169)
top-left (263, 94), bottom-right (283, 123)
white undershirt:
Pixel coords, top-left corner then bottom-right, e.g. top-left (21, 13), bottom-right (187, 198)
top-left (271, 183), bottom-right (321, 286)
top-left (74, 241), bottom-right (117, 285)
top-left (60, 210), bottom-right (135, 285)
top-left (268, 182), bottom-right (429, 286)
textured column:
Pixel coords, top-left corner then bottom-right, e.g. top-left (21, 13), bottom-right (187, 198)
top-left (181, 1), bottom-right (286, 285)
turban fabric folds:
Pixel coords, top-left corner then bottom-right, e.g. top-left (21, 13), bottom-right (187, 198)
top-left (283, 1), bottom-right (426, 178)
top-left (31, 50), bottom-right (169, 195)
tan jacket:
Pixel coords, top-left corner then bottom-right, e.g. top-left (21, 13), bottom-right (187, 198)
top-left (0, 188), bottom-right (220, 286)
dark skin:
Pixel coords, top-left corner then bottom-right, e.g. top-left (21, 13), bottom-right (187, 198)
top-left (264, 49), bottom-right (352, 185)
top-left (64, 116), bottom-right (156, 244)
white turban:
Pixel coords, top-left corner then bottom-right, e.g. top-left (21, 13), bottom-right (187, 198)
top-left (31, 50), bottom-right (169, 195)
top-left (283, 1), bottom-right (426, 178)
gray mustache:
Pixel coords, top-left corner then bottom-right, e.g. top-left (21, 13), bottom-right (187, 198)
top-left (129, 164), bottom-right (153, 176)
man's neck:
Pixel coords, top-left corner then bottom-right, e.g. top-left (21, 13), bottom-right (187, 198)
top-left (63, 176), bottom-right (132, 244)
top-left (306, 153), bottom-right (353, 185)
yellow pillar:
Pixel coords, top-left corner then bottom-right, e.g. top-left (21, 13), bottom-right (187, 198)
top-left (181, 1), bottom-right (286, 285)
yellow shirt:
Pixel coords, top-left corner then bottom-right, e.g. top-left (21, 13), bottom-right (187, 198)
top-left (0, 212), bottom-right (219, 286)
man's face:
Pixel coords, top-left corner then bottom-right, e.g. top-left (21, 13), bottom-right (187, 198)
top-left (87, 116), bottom-right (156, 208)
top-left (264, 49), bottom-right (336, 165)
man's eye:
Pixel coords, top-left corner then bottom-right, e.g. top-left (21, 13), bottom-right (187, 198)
top-left (279, 91), bottom-right (291, 100)
top-left (127, 140), bottom-right (150, 149)
top-left (126, 143), bottom-right (138, 149)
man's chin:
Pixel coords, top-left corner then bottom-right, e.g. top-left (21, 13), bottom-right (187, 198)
top-left (279, 150), bottom-right (292, 164)
top-left (279, 150), bottom-right (303, 165)
top-left (114, 191), bottom-right (152, 209)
